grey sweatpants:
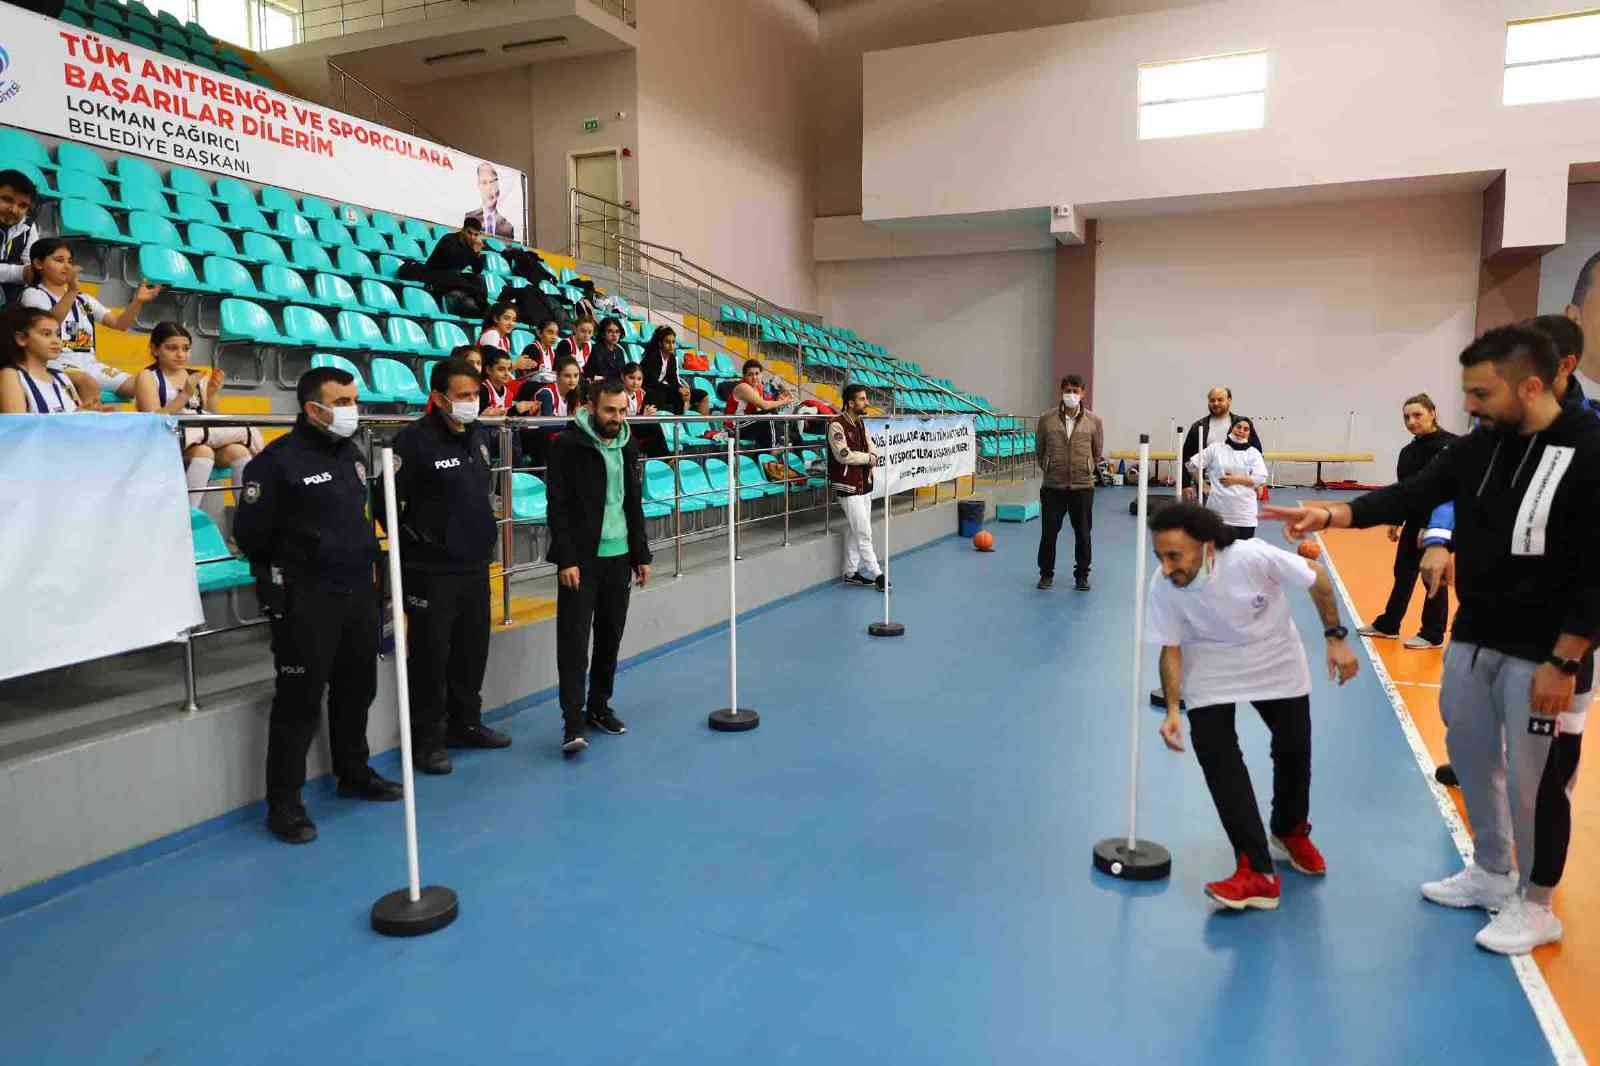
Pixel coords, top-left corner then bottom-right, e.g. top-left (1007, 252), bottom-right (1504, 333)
top-left (1441, 641), bottom-right (1587, 902)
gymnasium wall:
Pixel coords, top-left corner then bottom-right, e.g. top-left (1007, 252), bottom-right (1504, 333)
top-left (1092, 193), bottom-right (1483, 483)
top-left (635, 0), bottom-right (820, 311)
top-left (1537, 184), bottom-right (1600, 381)
top-left (861, 0), bottom-right (1600, 224)
top-left (815, 249), bottom-right (1057, 415)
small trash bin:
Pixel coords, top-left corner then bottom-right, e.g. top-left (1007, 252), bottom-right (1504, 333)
top-left (958, 499), bottom-right (985, 537)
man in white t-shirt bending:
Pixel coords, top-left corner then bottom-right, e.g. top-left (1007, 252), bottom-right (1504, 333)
top-left (1145, 502), bottom-right (1359, 911)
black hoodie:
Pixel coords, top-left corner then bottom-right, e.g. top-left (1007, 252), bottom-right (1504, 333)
top-left (1347, 405), bottom-right (1600, 666)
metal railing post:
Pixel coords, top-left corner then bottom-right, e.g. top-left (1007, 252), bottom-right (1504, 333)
top-left (499, 423), bottom-right (515, 626)
top-left (181, 630), bottom-right (199, 713)
top-left (672, 424), bottom-right (684, 578)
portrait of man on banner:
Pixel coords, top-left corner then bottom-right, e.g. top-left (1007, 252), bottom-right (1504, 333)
top-left (465, 161), bottom-right (516, 240)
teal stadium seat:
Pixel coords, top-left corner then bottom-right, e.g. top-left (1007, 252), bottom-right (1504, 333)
top-left (385, 317), bottom-right (437, 356)
top-left (369, 358), bottom-right (428, 406)
top-left (274, 212), bottom-right (314, 241)
top-left (58, 199), bottom-right (135, 244)
top-left (336, 204), bottom-right (368, 228)
top-left (738, 455), bottom-right (786, 497)
top-left (369, 211), bottom-right (400, 236)
top-left (336, 310), bottom-right (396, 352)
top-left (703, 457), bottom-right (766, 503)
top-left (299, 195), bottom-right (335, 221)
top-left (120, 184), bottom-right (178, 218)
top-left (213, 177), bottom-right (255, 207)
top-left (312, 272), bottom-right (360, 310)
top-left (261, 263), bottom-right (316, 305)
top-left (644, 460), bottom-right (706, 514)
top-left (127, 211), bottom-right (192, 251)
top-left (241, 231), bottom-right (287, 265)
top-left (200, 256), bottom-right (259, 297)
top-left (224, 200), bottom-right (272, 234)
top-left (290, 239), bottom-right (335, 273)
top-left (282, 305), bottom-right (352, 349)
top-left (186, 223), bottom-right (241, 261)
top-left (353, 227), bottom-right (390, 255)
top-left (400, 287), bottom-right (452, 321)
top-left (315, 218), bottom-right (353, 247)
top-left (510, 473), bottom-right (547, 523)
top-left (337, 246), bottom-right (381, 279)
top-left (137, 245), bottom-right (204, 293)
top-left (359, 279), bottom-right (401, 315)
top-left (166, 167), bottom-right (218, 202)
top-left (259, 187), bottom-right (297, 215)
top-left (56, 170), bottom-right (116, 207)
top-left (218, 298), bottom-right (292, 345)
top-left (112, 155), bottom-right (163, 191)
top-left (390, 235), bottom-right (426, 260)
top-left (0, 129), bottom-right (59, 175)
top-left (174, 194), bottom-right (227, 228)
top-left (190, 509), bottom-right (254, 593)
top-left (432, 321), bottom-right (470, 351)
top-left (310, 353), bottom-right (388, 403)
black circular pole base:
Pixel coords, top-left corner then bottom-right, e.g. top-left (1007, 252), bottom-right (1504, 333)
top-left (708, 708), bottom-right (761, 732)
top-left (1092, 838), bottom-right (1173, 881)
top-left (371, 885), bottom-right (459, 937)
top-left (867, 621), bottom-right (906, 637)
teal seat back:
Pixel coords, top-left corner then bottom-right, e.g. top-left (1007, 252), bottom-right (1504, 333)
top-left (510, 472), bottom-right (547, 521)
top-left (227, 201), bottom-right (270, 232)
top-left (359, 279), bottom-right (400, 314)
top-left (337, 246), bottom-right (376, 276)
top-left (138, 245), bottom-right (198, 289)
top-left (56, 141), bottom-right (109, 178)
top-left (275, 212), bottom-right (312, 240)
top-left (214, 177), bottom-right (255, 206)
top-left (401, 287), bottom-right (443, 318)
top-left (401, 219), bottom-right (432, 242)
top-left (128, 211), bottom-right (182, 247)
top-left (299, 195), bottom-right (334, 221)
top-left (260, 187), bottom-right (297, 214)
top-left (314, 273), bottom-right (358, 308)
top-left (432, 321), bottom-right (469, 351)
top-left (369, 211), bottom-right (399, 235)
top-left (202, 256), bottom-right (257, 296)
top-left (315, 218), bottom-right (353, 246)
top-left (261, 263), bottom-right (312, 303)
top-left (386, 317), bottom-right (430, 352)
top-left (0, 129), bottom-right (53, 170)
top-left (353, 227), bottom-right (389, 254)
top-left (59, 199), bottom-right (123, 241)
top-left (241, 231), bottom-right (286, 264)
top-left (370, 358), bottom-right (425, 403)
top-left (120, 184), bottom-right (172, 216)
top-left (113, 156), bottom-right (163, 190)
top-left (219, 298), bottom-right (274, 340)
top-left (282, 305), bottom-right (337, 345)
top-left (336, 204), bottom-right (367, 228)
top-left (389, 235), bottom-right (426, 260)
top-left (167, 167), bottom-right (215, 200)
top-left (336, 310), bottom-right (385, 347)
top-left (186, 223), bottom-right (236, 258)
top-left (290, 238), bottom-right (332, 271)
top-left (509, 330), bottom-right (534, 356)
top-left (483, 251), bottom-right (511, 274)
top-left (190, 507), bottom-right (231, 563)
top-left (643, 460), bottom-right (675, 502)
top-left (309, 353), bottom-right (380, 402)
top-left (678, 460), bottom-right (715, 497)
top-left (57, 170), bottom-right (113, 205)
top-left (175, 194), bottom-right (223, 226)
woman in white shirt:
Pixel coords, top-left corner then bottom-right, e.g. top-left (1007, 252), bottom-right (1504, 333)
top-left (0, 306), bottom-right (82, 413)
top-left (476, 301), bottom-right (518, 353)
top-left (133, 321), bottom-right (262, 517)
top-left (19, 238), bottom-right (160, 403)
top-left (1187, 417), bottom-right (1269, 539)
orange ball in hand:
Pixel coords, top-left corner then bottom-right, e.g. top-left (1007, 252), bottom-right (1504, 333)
top-left (1297, 540), bottom-right (1322, 560)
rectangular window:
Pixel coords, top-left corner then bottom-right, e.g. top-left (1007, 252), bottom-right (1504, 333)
top-left (1505, 10), bottom-right (1600, 106)
top-left (197, 0), bottom-right (251, 47)
top-left (256, 1), bottom-right (299, 49)
top-left (1138, 50), bottom-right (1267, 140)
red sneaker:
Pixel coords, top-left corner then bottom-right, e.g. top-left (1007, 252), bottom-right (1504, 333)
top-left (1205, 855), bottom-right (1281, 911)
top-left (1272, 823), bottom-right (1327, 876)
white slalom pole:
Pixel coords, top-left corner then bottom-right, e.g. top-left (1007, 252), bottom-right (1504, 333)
top-left (382, 447), bottom-right (422, 903)
top-left (1126, 437), bottom-right (1151, 851)
top-left (709, 429), bottom-right (760, 728)
top-left (882, 482), bottom-right (891, 624)
top-left (370, 446), bottom-right (458, 936)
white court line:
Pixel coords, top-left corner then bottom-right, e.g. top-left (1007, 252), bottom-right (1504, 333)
top-left (1392, 680), bottom-right (1443, 690)
top-left (1309, 518), bottom-right (1586, 1066)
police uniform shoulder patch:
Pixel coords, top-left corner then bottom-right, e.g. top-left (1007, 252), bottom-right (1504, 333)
top-left (355, 461), bottom-right (367, 482)
top-left (243, 481), bottom-right (261, 504)
top-left (479, 443), bottom-right (491, 466)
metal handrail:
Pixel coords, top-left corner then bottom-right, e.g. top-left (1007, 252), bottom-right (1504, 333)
top-left (326, 60), bottom-right (444, 142)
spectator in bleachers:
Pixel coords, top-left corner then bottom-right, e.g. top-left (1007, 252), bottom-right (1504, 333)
top-left (0, 169), bottom-right (41, 304)
top-left (621, 360), bottom-right (668, 456)
top-left (133, 321), bottom-right (262, 518)
top-left (476, 301), bottom-right (518, 352)
top-left (394, 357), bottom-right (512, 774)
top-left (555, 315), bottom-right (596, 372)
top-left (725, 357), bottom-right (795, 451)
top-left (524, 355), bottom-right (583, 469)
top-left (415, 216), bottom-right (488, 316)
top-left (19, 238), bottom-right (160, 404)
top-left (517, 317), bottom-right (560, 383)
top-left (586, 316), bottom-right (628, 382)
top-left (828, 383), bottom-right (884, 589)
top-left (480, 348), bottom-right (535, 418)
top-left (233, 365), bottom-right (404, 845)
top-left (641, 325), bottom-right (689, 415)
top-left (547, 377), bottom-right (652, 753)
top-left (0, 306), bottom-right (81, 413)
top-left (690, 387), bottom-right (727, 446)
top-left (465, 163), bottom-right (516, 239)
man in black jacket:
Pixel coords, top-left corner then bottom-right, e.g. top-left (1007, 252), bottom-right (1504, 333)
top-left (1268, 324), bottom-right (1600, 956)
top-left (392, 358), bottom-right (512, 774)
top-left (1357, 393), bottom-right (1457, 648)
top-left (234, 366), bottom-right (403, 845)
top-left (1181, 387), bottom-right (1265, 500)
top-left (414, 217), bottom-right (488, 316)
top-left (547, 377), bottom-right (653, 753)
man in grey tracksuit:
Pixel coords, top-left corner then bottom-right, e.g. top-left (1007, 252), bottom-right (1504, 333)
top-left (1268, 324), bottom-right (1600, 955)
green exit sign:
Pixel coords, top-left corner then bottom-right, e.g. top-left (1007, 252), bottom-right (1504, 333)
top-left (583, 117), bottom-right (600, 132)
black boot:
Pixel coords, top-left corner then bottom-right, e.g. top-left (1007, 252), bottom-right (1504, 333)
top-left (267, 804), bottom-right (317, 845)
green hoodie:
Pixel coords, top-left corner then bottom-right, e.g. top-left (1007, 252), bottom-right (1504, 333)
top-left (576, 406), bottom-right (631, 558)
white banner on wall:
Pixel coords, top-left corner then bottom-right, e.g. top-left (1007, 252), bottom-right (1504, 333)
top-left (0, 10), bottom-right (527, 239)
top-left (865, 415), bottom-right (977, 499)
top-left (0, 415), bottom-right (203, 681)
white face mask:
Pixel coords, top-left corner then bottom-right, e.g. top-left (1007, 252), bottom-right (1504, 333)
top-left (314, 402), bottom-right (360, 438)
top-left (1061, 392), bottom-right (1081, 411)
top-left (450, 398), bottom-right (480, 425)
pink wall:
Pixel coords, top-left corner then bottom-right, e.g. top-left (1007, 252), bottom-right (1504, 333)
top-left (862, 0), bottom-right (1600, 224)
top-left (636, 0), bottom-right (820, 310)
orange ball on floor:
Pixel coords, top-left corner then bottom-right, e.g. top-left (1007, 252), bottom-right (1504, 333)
top-left (973, 530), bottom-right (995, 552)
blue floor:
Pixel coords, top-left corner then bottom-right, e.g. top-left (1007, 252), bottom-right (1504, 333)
top-left (0, 498), bottom-right (1555, 1065)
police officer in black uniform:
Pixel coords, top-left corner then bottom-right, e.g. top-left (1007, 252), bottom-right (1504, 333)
top-left (393, 357), bottom-right (512, 774)
top-left (234, 366), bottom-right (403, 844)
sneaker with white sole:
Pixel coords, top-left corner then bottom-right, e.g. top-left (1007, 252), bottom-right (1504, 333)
top-left (1475, 898), bottom-right (1563, 955)
top-left (1356, 623), bottom-right (1398, 639)
top-left (1420, 864), bottom-right (1518, 910)
top-left (1403, 635), bottom-right (1445, 650)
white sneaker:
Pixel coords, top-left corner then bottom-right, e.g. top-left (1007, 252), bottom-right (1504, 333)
top-left (1403, 635), bottom-right (1444, 650)
top-left (1475, 898), bottom-right (1563, 955)
top-left (1420, 864), bottom-right (1518, 910)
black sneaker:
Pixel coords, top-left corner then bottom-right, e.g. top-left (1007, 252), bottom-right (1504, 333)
top-left (413, 747), bottom-right (453, 775)
top-left (844, 573), bottom-right (874, 587)
top-left (267, 805), bottom-right (318, 845)
top-left (874, 574), bottom-right (892, 591)
top-left (587, 708), bottom-right (628, 735)
top-left (1435, 763), bottom-right (1459, 787)
top-left (1075, 577), bottom-right (1091, 592)
top-left (561, 729), bottom-right (589, 754)
top-left (336, 773), bottom-right (404, 801)
top-left (447, 723), bottom-right (513, 749)
top-left (1037, 574), bottom-right (1054, 590)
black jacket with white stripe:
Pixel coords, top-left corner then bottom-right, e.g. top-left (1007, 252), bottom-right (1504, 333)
top-left (1347, 405), bottom-right (1600, 665)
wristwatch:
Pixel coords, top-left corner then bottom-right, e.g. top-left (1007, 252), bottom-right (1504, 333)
top-left (1548, 655), bottom-right (1581, 676)
top-left (1324, 626), bottom-right (1349, 641)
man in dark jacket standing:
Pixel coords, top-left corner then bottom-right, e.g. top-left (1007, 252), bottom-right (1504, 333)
top-left (547, 378), bottom-right (653, 753)
top-left (1035, 374), bottom-right (1104, 591)
top-left (1182, 387), bottom-right (1264, 499)
top-left (234, 366), bottom-right (403, 844)
top-left (1268, 324), bottom-right (1600, 956)
top-left (1357, 393), bottom-right (1457, 648)
top-left (393, 357), bottom-right (512, 775)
